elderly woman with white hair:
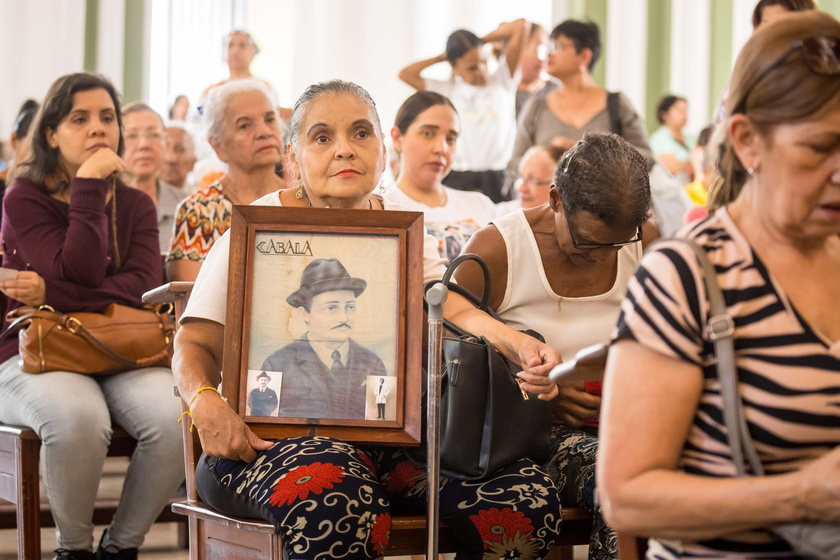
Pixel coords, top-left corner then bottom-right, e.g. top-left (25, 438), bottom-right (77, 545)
top-left (166, 78), bottom-right (285, 281)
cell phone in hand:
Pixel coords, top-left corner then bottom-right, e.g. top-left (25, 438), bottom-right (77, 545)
top-left (0, 267), bottom-right (18, 282)
top-left (548, 343), bottom-right (609, 385)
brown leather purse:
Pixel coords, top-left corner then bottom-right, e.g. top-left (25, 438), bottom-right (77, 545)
top-left (4, 303), bottom-right (174, 375)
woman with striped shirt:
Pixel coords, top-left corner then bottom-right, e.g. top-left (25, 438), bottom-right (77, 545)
top-left (597, 11), bottom-right (840, 559)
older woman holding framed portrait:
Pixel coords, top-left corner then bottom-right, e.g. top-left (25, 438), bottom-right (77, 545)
top-left (173, 79), bottom-right (564, 560)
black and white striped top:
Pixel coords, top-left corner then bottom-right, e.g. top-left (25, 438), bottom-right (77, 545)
top-left (615, 208), bottom-right (840, 559)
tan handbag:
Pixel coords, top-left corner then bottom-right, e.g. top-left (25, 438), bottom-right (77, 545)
top-left (4, 303), bottom-right (174, 375)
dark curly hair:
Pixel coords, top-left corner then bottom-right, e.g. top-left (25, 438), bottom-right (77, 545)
top-left (554, 132), bottom-right (651, 229)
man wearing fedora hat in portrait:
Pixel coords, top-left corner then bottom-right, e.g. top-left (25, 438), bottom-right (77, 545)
top-left (261, 258), bottom-right (387, 419)
top-left (247, 370), bottom-right (278, 416)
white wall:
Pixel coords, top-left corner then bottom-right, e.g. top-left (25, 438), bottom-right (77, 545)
top-left (0, 0), bottom-right (85, 142)
top-left (0, 0), bottom-right (779, 146)
top-left (97, 0), bottom-right (126, 94)
top-left (671, 0), bottom-right (711, 135)
top-left (243, 0), bottom-right (553, 146)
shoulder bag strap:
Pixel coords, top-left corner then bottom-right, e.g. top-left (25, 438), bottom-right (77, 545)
top-left (425, 253), bottom-right (500, 339)
top-left (0, 307), bottom-right (38, 340)
top-left (607, 91), bottom-right (623, 137)
top-left (674, 239), bottom-right (765, 477)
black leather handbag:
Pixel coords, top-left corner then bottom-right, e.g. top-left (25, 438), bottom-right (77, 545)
top-left (424, 253), bottom-right (551, 481)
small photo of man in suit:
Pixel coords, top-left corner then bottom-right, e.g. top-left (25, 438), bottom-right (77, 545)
top-left (261, 258), bottom-right (387, 420)
top-left (247, 370), bottom-right (279, 416)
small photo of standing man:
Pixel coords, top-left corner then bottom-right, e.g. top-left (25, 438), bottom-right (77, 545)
top-left (374, 377), bottom-right (389, 419)
top-left (366, 375), bottom-right (397, 421)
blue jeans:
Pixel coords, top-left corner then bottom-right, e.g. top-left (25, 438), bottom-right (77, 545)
top-left (0, 356), bottom-right (185, 551)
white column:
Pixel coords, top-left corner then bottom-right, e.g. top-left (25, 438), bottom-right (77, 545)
top-left (671, 0), bottom-right (711, 135)
top-left (605, 0), bottom-right (647, 114)
top-left (97, 0), bottom-right (126, 92)
top-left (732, 0), bottom-right (755, 63)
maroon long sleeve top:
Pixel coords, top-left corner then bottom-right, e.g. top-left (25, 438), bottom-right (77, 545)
top-left (0, 177), bottom-right (162, 363)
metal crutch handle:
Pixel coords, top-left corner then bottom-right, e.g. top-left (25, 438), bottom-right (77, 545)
top-left (424, 283), bottom-right (448, 560)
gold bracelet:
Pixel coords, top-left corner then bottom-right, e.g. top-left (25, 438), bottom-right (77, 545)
top-left (177, 410), bottom-right (193, 431)
top-left (188, 386), bottom-right (228, 410)
top-left (178, 386), bottom-right (229, 432)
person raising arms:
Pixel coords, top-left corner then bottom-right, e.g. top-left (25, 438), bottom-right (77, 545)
top-left (399, 20), bottom-right (529, 203)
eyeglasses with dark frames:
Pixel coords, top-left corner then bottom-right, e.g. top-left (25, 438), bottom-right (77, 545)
top-left (735, 35), bottom-right (840, 113)
top-left (565, 210), bottom-right (643, 250)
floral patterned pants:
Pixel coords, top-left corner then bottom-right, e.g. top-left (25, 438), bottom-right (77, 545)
top-left (544, 425), bottom-right (617, 560)
top-left (196, 437), bottom-right (563, 560)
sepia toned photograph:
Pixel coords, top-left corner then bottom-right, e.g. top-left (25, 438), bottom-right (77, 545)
top-left (247, 237), bottom-right (398, 421)
top-left (223, 206), bottom-right (425, 445)
top-left (245, 369), bottom-right (282, 417)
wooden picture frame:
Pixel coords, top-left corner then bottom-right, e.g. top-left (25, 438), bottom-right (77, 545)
top-left (222, 205), bottom-right (425, 446)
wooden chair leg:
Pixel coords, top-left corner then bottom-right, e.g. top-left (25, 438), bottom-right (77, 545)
top-left (3, 429), bottom-right (42, 560)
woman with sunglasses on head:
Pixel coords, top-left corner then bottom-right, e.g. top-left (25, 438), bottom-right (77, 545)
top-left (174, 79), bottom-right (563, 560)
top-left (455, 132), bottom-right (657, 560)
top-left (0, 73), bottom-right (184, 560)
top-left (508, 20), bottom-right (653, 174)
top-left (199, 30), bottom-right (291, 120)
top-left (598, 12), bottom-right (840, 559)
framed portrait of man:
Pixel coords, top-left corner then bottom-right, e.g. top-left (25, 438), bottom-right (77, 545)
top-left (222, 205), bottom-right (425, 445)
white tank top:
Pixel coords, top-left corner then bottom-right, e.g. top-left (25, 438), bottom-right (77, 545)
top-left (493, 210), bottom-right (642, 361)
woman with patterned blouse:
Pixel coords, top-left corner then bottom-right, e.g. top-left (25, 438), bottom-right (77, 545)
top-left (598, 12), bottom-right (840, 559)
top-left (166, 78), bottom-right (285, 281)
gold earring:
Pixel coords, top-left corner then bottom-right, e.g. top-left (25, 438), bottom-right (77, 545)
top-left (296, 184), bottom-right (304, 199)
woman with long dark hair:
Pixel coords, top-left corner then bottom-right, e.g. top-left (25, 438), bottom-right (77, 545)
top-left (0, 73), bottom-right (183, 560)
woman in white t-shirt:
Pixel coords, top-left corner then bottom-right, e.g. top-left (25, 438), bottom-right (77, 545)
top-left (384, 91), bottom-right (497, 262)
top-left (398, 20), bottom-right (528, 203)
